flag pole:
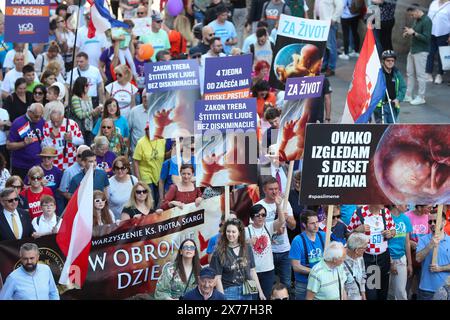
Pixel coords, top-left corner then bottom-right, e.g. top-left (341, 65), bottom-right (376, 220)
top-left (384, 89), bottom-right (396, 124)
top-left (67, 0), bottom-right (83, 118)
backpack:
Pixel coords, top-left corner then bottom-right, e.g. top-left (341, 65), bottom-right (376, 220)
top-left (284, 0), bottom-right (305, 18)
top-left (263, 1), bottom-right (289, 20)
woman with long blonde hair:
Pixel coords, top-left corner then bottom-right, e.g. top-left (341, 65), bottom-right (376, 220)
top-left (105, 64), bottom-right (138, 118)
top-left (121, 181), bottom-right (161, 220)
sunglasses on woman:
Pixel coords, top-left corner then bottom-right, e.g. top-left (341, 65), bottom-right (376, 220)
top-left (135, 189), bottom-right (148, 195)
top-left (102, 126), bottom-right (112, 129)
top-left (34, 91), bottom-right (44, 96)
top-left (31, 176), bottom-right (43, 181)
top-left (182, 245), bottom-right (196, 251)
top-left (114, 166), bottom-right (127, 171)
top-left (253, 213), bottom-right (267, 218)
top-left (94, 198), bottom-right (106, 203)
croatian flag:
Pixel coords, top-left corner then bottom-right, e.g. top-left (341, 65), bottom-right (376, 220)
top-left (56, 165), bottom-right (94, 288)
top-left (341, 28), bottom-right (386, 123)
top-left (18, 122), bottom-right (31, 138)
top-left (87, 0), bottom-right (129, 39)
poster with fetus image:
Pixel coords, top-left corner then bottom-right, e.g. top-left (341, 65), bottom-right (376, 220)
top-left (269, 15), bottom-right (330, 90)
top-left (195, 131), bottom-right (258, 187)
top-left (147, 89), bottom-right (200, 139)
top-left (300, 124), bottom-right (450, 205)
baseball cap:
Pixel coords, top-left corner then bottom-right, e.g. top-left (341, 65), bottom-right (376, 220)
top-left (199, 267), bottom-right (216, 279)
top-left (151, 10), bottom-right (162, 22)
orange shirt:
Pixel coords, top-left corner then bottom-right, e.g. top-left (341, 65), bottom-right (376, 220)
top-left (168, 30), bottom-right (187, 58)
top-left (445, 209), bottom-right (450, 236)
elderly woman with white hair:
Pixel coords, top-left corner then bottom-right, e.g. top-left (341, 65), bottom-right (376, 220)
top-left (344, 233), bottom-right (369, 300)
top-left (93, 135), bottom-right (117, 177)
top-left (306, 241), bottom-right (349, 300)
top-left (42, 101), bottom-right (85, 171)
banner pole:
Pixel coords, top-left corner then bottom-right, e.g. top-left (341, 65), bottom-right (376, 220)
top-left (432, 204), bottom-right (444, 265)
top-left (175, 137), bottom-right (182, 176)
top-left (225, 186), bottom-right (230, 220)
top-left (325, 205), bottom-right (334, 248)
top-left (282, 161), bottom-right (295, 213)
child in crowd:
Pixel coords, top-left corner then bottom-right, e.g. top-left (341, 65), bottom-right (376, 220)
top-left (31, 195), bottom-right (62, 238)
top-left (111, 20), bottom-right (137, 78)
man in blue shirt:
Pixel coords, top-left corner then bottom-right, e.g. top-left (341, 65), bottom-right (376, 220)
top-left (0, 243), bottom-right (59, 300)
top-left (68, 150), bottom-right (109, 195)
top-left (207, 5), bottom-right (237, 55)
top-left (416, 210), bottom-right (450, 300)
top-left (289, 210), bottom-right (326, 300)
top-left (181, 267), bottom-right (226, 300)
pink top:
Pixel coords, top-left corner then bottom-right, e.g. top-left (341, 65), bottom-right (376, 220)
top-left (405, 210), bottom-right (429, 243)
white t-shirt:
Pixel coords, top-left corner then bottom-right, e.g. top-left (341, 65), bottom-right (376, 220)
top-left (256, 199), bottom-right (293, 253)
top-left (1, 69), bottom-right (23, 95)
top-left (105, 81), bottom-right (138, 119)
top-left (428, 0), bottom-right (450, 36)
top-left (66, 65), bottom-right (103, 97)
top-left (0, 168), bottom-right (11, 190)
top-left (245, 221), bottom-right (275, 273)
top-left (3, 49), bottom-right (36, 70)
top-left (108, 175), bottom-right (138, 220)
top-left (0, 108), bottom-right (10, 145)
top-left (76, 26), bottom-right (109, 67)
top-left (31, 214), bottom-right (62, 235)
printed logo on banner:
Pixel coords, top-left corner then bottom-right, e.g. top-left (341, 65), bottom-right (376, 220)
top-left (4, 0), bottom-right (50, 43)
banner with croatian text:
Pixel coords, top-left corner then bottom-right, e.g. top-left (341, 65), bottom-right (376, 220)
top-left (300, 124), bottom-right (450, 205)
top-left (5, 0), bottom-right (50, 43)
top-left (203, 54), bottom-right (252, 100)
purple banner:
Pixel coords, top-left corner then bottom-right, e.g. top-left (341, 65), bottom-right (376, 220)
top-left (284, 75), bottom-right (325, 100)
top-left (203, 54), bottom-right (252, 100)
top-left (145, 59), bottom-right (200, 92)
top-left (4, 0), bottom-right (50, 43)
top-left (194, 98), bottom-right (257, 134)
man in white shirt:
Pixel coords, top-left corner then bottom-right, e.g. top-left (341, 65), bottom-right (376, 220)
top-left (0, 187), bottom-right (34, 241)
top-left (316, 0), bottom-right (344, 76)
top-left (199, 37), bottom-right (226, 94)
top-left (3, 43), bottom-right (35, 72)
top-left (256, 177), bottom-right (297, 289)
top-left (75, 12), bottom-right (109, 68)
top-left (66, 52), bottom-right (105, 107)
top-left (1, 52), bottom-right (25, 99)
top-left (128, 89), bottom-right (149, 153)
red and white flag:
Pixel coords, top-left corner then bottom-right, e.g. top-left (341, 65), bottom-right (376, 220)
top-left (56, 165), bottom-right (94, 288)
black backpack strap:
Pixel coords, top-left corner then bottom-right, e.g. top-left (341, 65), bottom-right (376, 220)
top-left (247, 226), bottom-right (252, 239)
top-left (381, 208), bottom-right (387, 230)
top-left (264, 223), bottom-right (271, 237)
top-left (77, 68), bottom-right (81, 77)
top-left (355, 207), bottom-right (365, 225)
top-left (37, 215), bottom-right (41, 225)
top-left (300, 233), bottom-right (309, 266)
top-left (343, 260), bottom-right (361, 292)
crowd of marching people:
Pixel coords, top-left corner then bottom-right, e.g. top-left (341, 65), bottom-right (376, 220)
top-left (0, 0), bottom-right (449, 300)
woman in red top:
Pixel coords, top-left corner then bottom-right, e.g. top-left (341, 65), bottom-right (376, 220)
top-left (167, 15), bottom-right (194, 59)
top-left (21, 166), bottom-right (54, 219)
top-left (161, 164), bottom-right (203, 210)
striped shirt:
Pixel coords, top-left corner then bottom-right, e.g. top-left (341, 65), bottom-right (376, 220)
top-left (307, 259), bottom-right (348, 300)
top-left (347, 206), bottom-right (396, 255)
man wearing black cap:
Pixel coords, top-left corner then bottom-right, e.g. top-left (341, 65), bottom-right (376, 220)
top-left (181, 267), bottom-right (226, 300)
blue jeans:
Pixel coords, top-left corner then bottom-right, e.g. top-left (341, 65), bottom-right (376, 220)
top-left (323, 24), bottom-right (337, 70)
top-left (257, 269), bottom-right (275, 300)
top-left (295, 281), bottom-right (307, 300)
top-left (273, 251), bottom-right (291, 288)
top-left (417, 289), bottom-right (435, 300)
top-left (426, 34), bottom-right (449, 75)
top-left (373, 103), bottom-right (399, 124)
top-left (224, 285), bottom-right (255, 300)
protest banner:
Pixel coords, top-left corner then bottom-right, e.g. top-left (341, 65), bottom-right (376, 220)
top-left (4, 0), bottom-right (50, 43)
top-left (203, 54), bottom-right (252, 100)
top-left (284, 75), bottom-right (325, 100)
top-left (0, 188), bottom-right (255, 299)
top-left (194, 98), bottom-right (258, 187)
top-left (269, 15), bottom-right (330, 91)
top-left (145, 59), bottom-right (200, 140)
top-left (300, 124), bottom-right (450, 205)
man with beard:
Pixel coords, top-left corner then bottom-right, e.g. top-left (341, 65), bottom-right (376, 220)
top-left (0, 243), bottom-right (59, 300)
